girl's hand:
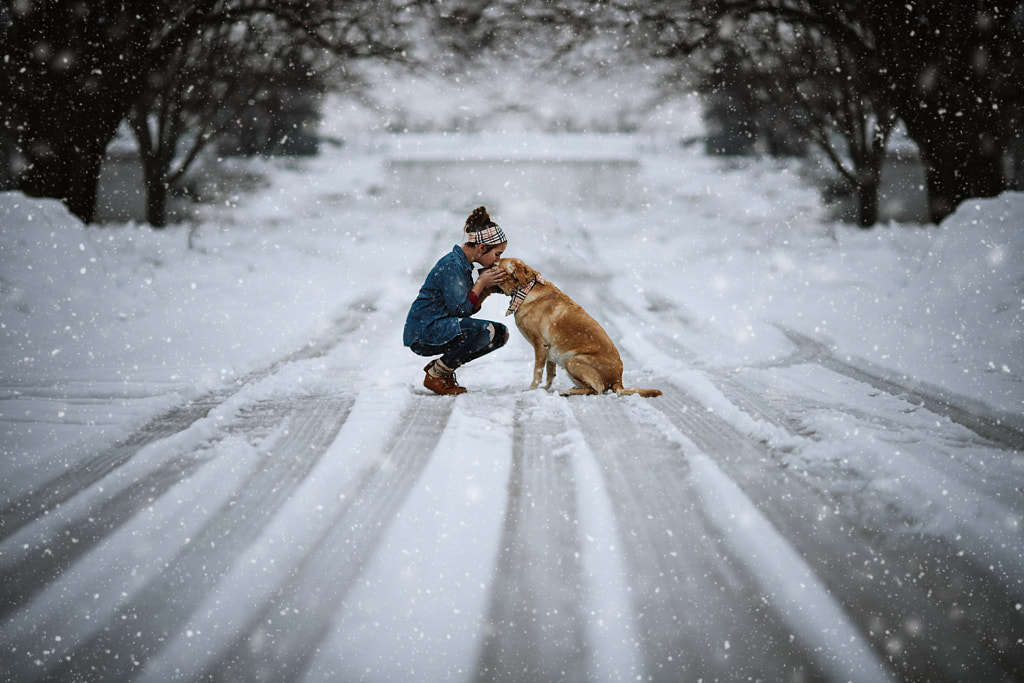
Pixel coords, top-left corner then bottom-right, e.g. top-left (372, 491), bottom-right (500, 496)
top-left (477, 266), bottom-right (508, 290)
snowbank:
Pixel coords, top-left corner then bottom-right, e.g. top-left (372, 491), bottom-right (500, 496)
top-left (833, 192), bottom-right (1024, 414)
top-left (910, 193), bottom-right (1024, 379)
top-left (1, 190), bottom-right (351, 391)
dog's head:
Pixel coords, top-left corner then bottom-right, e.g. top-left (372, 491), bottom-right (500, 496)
top-left (496, 257), bottom-right (542, 295)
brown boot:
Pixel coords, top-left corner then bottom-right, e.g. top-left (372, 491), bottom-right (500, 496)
top-left (423, 360), bottom-right (467, 395)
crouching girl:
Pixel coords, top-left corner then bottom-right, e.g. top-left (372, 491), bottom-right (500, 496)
top-left (403, 206), bottom-right (510, 395)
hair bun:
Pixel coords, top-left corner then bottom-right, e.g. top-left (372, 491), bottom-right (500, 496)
top-left (465, 206), bottom-right (492, 231)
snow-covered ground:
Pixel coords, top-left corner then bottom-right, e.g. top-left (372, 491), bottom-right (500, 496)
top-left (1, 132), bottom-right (1022, 682)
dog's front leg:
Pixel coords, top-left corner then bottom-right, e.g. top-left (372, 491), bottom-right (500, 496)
top-left (542, 360), bottom-right (556, 390)
top-left (527, 342), bottom-right (549, 390)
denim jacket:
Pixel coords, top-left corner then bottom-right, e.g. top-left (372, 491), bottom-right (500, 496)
top-left (404, 246), bottom-right (480, 347)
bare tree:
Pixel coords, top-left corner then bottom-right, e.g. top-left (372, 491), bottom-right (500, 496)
top-left (618, 0), bottom-right (1013, 223)
top-left (703, 16), bottom-right (897, 226)
top-left (997, 6), bottom-right (1024, 191)
top-left (860, 0), bottom-right (1013, 222)
top-left (1, 0), bottom-right (414, 224)
top-left (129, 18), bottom-right (334, 226)
top-left (128, 22), bottom-right (249, 228)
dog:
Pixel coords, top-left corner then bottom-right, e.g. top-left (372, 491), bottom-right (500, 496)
top-left (494, 257), bottom-right (661, 397)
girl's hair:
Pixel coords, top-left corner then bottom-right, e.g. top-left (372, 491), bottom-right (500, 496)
top-left (464, 206), bottom-right (505, 252)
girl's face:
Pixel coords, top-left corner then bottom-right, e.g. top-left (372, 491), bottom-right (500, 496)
top-left (477, 243), bottom-right (506, 268)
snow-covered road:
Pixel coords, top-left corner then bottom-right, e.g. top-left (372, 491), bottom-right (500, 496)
top-left (2, 137), bottom-right (1023, 682)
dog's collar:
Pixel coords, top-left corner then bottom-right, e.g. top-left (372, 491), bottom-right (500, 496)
top-left (506, 275), bottom-right (546, 316)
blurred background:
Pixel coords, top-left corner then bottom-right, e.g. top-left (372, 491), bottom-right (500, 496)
top-left (3, 1), bottom-right (1022, 228)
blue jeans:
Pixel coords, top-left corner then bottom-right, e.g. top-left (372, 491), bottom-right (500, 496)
top-left (410, 319), bottom-right (508, 369)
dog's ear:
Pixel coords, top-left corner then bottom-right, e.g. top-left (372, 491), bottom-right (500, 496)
top-left (521, 262), bottom-right (541, 285)
top-left (512, 261), bottom-right (533, 287)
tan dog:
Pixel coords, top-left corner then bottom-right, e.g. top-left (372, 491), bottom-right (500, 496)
top-left (495, 257), bottom-right (661, 397)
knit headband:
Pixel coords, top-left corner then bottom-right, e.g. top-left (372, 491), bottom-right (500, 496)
top-left (466, 224), bottom-right (507, 246)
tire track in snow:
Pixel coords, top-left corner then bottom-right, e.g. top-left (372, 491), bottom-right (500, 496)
top-left (476, 396), bottom-right (589, 682)
top-left (142, 397), bottom-right (455, 683)
top-left (703, 368), bottom-right (1024, 679)
top-left (32, 394), bottom-right (353, 683)
top-left (0, 398), bottom-right (285, 622)
top-left (713, 362), bottom-right (1024, 527)
top-left (568, 398), bottom-right (836, 682)
top-left (652, 383), bottom-right (1023, 681)
top-left (592, 279), bottom-right (1023, 679)
top-left (775, 326), bottom-right (1024, 451)
top-left (0, 297), bottom-right (378, 545)
top-left (682, 448), bottom-right (898, 683)
top-left (0, 451), bottom-right (207, 622)
top-left (0, 396), bottom-right (221, 545)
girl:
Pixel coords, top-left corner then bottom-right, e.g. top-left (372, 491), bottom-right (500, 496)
top-left (403, 206), bottom-right (510, 395)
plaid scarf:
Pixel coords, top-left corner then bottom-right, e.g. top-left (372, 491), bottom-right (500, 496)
top-left (506, 275), bottom-right (546, 316)
top-left (467, 224), bottom-right (507, 245)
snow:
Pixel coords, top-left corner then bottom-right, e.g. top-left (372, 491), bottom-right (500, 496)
top-left (1, 131), bottom-right (1022, 681)
top-left (685, 450), bottom-right (895, 683)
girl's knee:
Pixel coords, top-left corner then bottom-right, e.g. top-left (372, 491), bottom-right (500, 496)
top-left (494, 323), bottom-right (509, 347)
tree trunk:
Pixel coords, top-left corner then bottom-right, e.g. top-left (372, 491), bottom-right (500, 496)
top-left (135, 118), bottom-right (172, 229)
top-left (7, 2), bottom-right (164, 224)
top-left (13, 48), bottom-right (141, 224)
top-left (855, 179), bottom-right (880, 228)
top-left (902, 103), bottom-right (1005, 223)
top-left (18, 113), bottom-right (121, 224)
top-left (145, 176), bottom-right (169, 228)
top-left (868, 1), bottom-right (1007, 224)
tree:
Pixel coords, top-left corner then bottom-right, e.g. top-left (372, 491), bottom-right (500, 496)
top-left (699, 46), bottom-right (764, 157)
top-left (630, 0), bottom-right (1014, 223)
top-left (788, 32), bottom-right (898, 228)
top-left (214, 41), bottom-right (331, 157)
top-left (698, 15), bottom-right (896, 226)
top-left (1, 0), bottom-right (413, 224)
top-left (128, 22), bottom-right (243, 228)
top-left (2, 1), bottom-right (175, 222)
top-left (996, 5), bottom-right (1024, 190)
top-left (129, 18), bottom-right (333, 226)
top-left (859, 0), bottom-right (1013, 222)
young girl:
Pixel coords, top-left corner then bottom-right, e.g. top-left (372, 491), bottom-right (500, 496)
top-left (403, 206), bottom-right (510, 395)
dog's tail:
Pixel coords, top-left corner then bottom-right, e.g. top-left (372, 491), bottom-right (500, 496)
top-left (613, 383), bottom-right (662, 398)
